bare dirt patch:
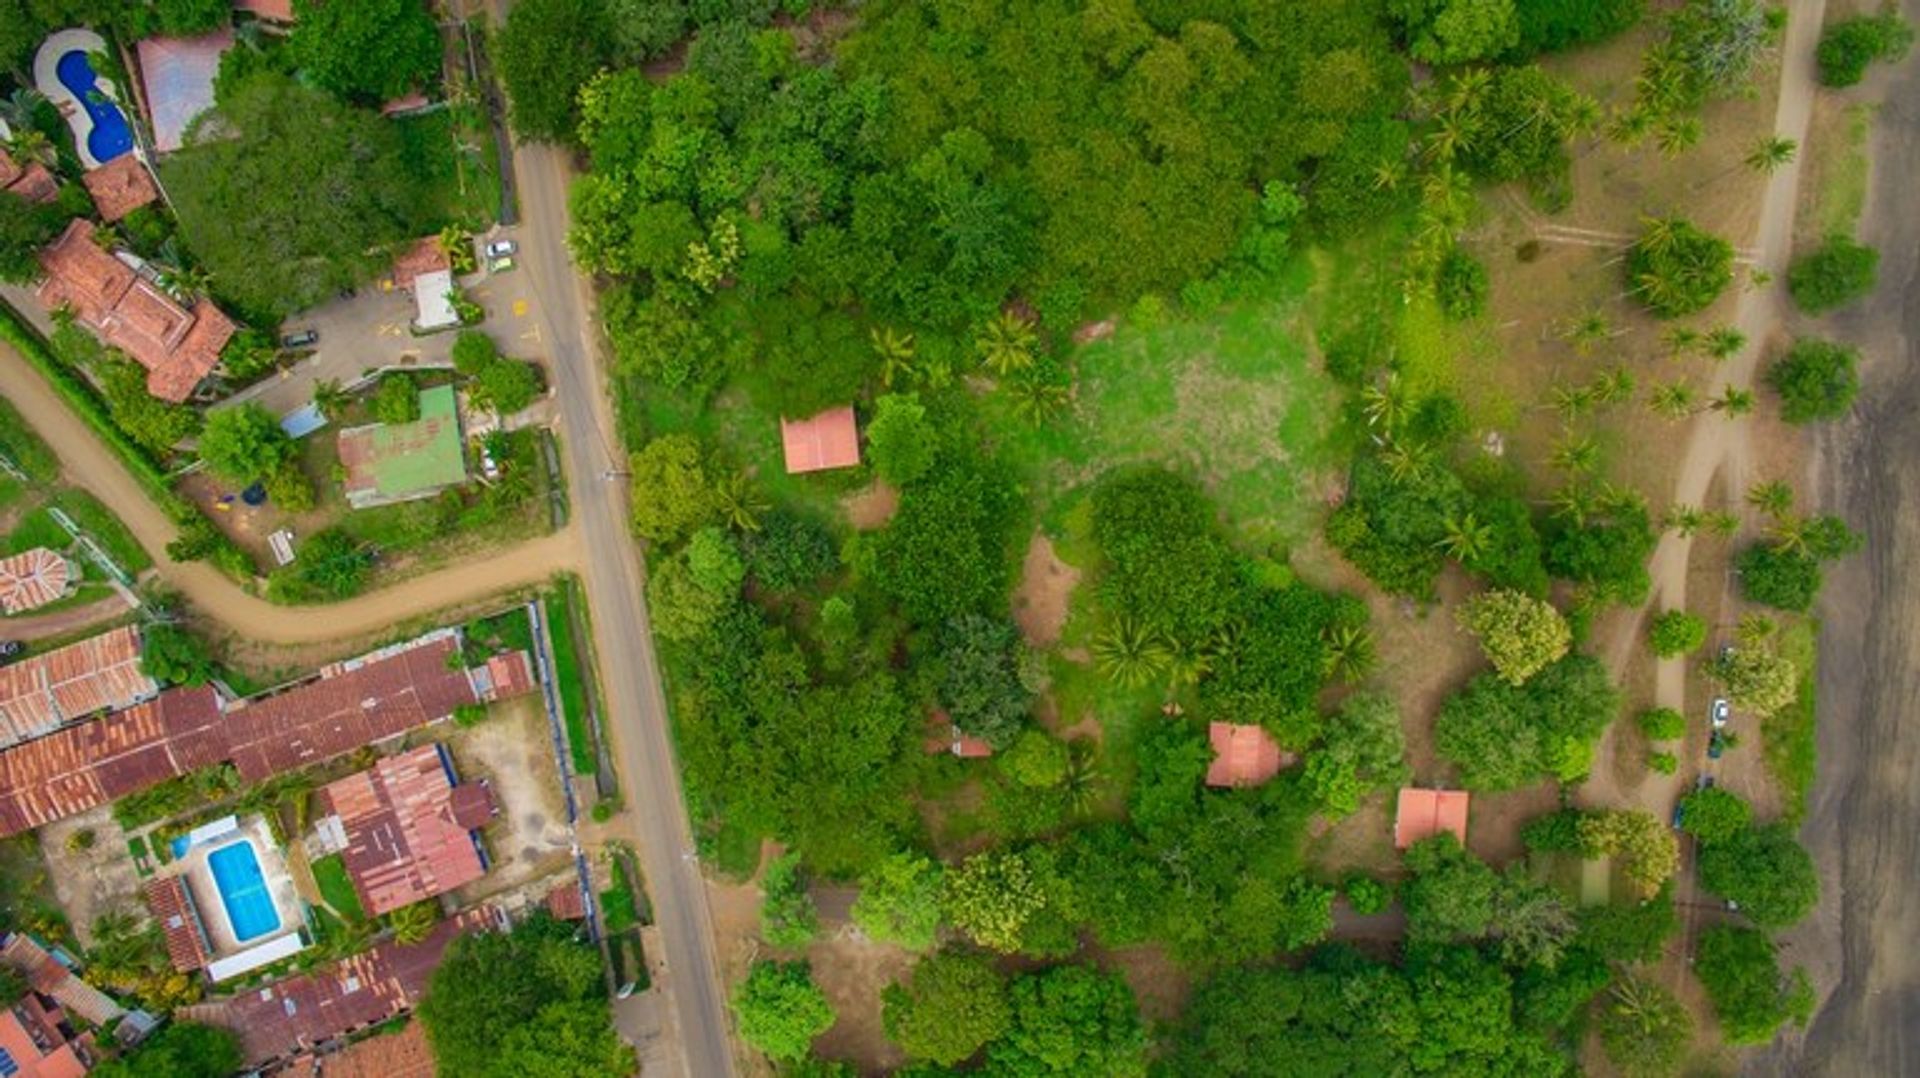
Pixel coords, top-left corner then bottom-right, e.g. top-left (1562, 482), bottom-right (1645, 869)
top-left (443, 696), bottom-right (572, 904)
top-left (1012, 531), bottom-right (1079, 647)
top-left (38, 806), bottom-right (138, 946)
top-left (806, 928), bottom-right (917, 1074)
top-left (841, 480), bottom-right (898, 532)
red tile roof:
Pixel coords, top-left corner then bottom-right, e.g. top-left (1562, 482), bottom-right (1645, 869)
top-left (37, 220), bottom-right (236, 402)
top-left (179, 907), bottom-right (502, 1067)
top-left (0, 934), bottom-right (125, 1028)
top-left (1205, 722), bottom-right (1292, 788)
top-left (319, 744), bottom-right (489, 917)
top-left (144, 875), bottom-right (212, 972)
top-left (0, 151), bottom-right (59, 206)
top-left (479, 651), bottom-right (535, 701)
top-left (290, 1021), bottom-right (436, 1078)
top-left (0, 548), bottom-right (72, 615)
top-left (233, 0), bottom-right (294, 20)
top-left (0, 626), bottom-right (160, 748)
top-left (1394, 788), bottom-right (1471, 850)
top-left (0, 686), bottom-right (224, 837)
top-left (779, 406), bottom-right (861, 474)
top-left (546, 881), bottom-right (586, 921)
top-left (389, 237), bottom-right (450, 291)
top-left (0, 999), bottom-right (87, 1078)
top-left (80, 154), bottom-right (160, 222)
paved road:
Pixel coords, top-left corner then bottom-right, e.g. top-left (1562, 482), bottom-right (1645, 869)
top-left (1753, 8), bottom-right (1920, 1071)
top-left (507, 137), bottom-right (734, 1078)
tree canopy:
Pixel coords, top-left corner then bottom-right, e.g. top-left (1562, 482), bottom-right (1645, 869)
top-left (732, 960), bottom-right (835, 1062)
top-left (990, 965), bottom-right (1147, 1077)
top-left (882, 952), bottom-right (1010, 1066)
top-left (289, 0), bottom-right (441, 104)
top-left (1626, 218), bottom-right (1733, 318)
top-left (1766, 338), bottom-right (1861, 423)
top-left (198, 403), bottom-right (294, 483)
top-left (1697, 822), bottom-right (1820, 928)
top-left (1694, 925), bottom-right (1813, 1045)
top-left (91, 1022), bottom-right (240, 1078)
top-left (1435, 654), bottom-right (1620, 789)
top-left (1457, 589), bottom-right (1571, 685)
top-left (1787, 236), bottom-right (1879, 314)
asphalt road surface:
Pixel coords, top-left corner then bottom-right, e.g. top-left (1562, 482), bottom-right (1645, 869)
top-left (507, 139), bottom-right (734, 1078)
top-left (1753, 14), bottom-right (1920, 1073)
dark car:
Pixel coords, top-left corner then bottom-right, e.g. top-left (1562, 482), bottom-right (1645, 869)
top-left (1707, 731), bottom-right (1726, 760)
top-left (281, 328), bottom-right (319, 349)
top-left (0, 640), bottom-right (23, 664)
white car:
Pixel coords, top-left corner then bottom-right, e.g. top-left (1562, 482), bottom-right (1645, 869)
top-left (484, 239), bottom-right (517, 259)
top-left (1710, 697), bottom-right (1731, 729)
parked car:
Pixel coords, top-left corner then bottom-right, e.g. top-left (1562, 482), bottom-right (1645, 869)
top-left (1671, 798), bottom-right (1686, 830)
top-left (281, 328), bottom-right (319, 349)
top-left (484, 239), bottom-right (517, 259)
top-left (488, 256), bottom-right (516, 274)
top-left (1710, 697), bottom-right (1731, 729)
top-left (0, 640), bottom-right (22, 664)
top-left (1707, 730), bottom-right (1727, 760)
top-left (1696, 773), bottom-right (1716, 791)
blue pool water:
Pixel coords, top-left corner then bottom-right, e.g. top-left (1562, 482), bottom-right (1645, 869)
top-left (169, 834), bottom-right (188, 860)
top-left (53, 50), bottom-right (132, 164)
top-left (207, 841), bottom-right (280, 943)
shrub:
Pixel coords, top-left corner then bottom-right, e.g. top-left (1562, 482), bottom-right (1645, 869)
top-left (1815, 15), bottom-right (1914, 87)
top-left (1766, 338), bottom-right (1860, 423)
top-left (1626, 219), bottom-right (1733, 318)
top-left (1736, 544), bottom-right (1822, 613)
top-left (369, 374), bottom-right (419, 424)
top-left (1647, 751), bottom-right (1678, 774)
top-left (1788, 236), bottom-right (1879, 314)
top-left (1343, 875), bottom-right (1392, 915)
top-left (1636, 707), bottom-right (1686, 742)
top-left (1436, 246), bottom-right (1489, 320)
top-left (1647, 609), bottom-right (1707, 657)
top-left (1695, 926), bottom-right (1813, 1044)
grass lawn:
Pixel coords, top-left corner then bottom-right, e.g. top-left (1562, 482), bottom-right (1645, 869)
top-left (0, 395), bottom-right (58, 510)
top-left (0, 509), bottom-right (69, 557)
top-left (50, 489), bottom-right (152, 574)
top-left (1765, 620), bottom-right (1819, 824)
top-left (546, 579), bottom-right (598, 774)
top-left (466, 605), bottom-right (534, 657)
top-left (310, 852), bottom-right (368, 923)
top-left (600, 853), bottom-right (641, 934)
top-left (395, 107), bottom-right (502, 232)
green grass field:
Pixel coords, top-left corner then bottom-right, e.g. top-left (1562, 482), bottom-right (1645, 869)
top-left (50, 489), bottom-right (152, 574)
top-left (1766, 620), bottom-right (1819, 824)
top-left (546, 580), bottom-right (598, 774)
top-left (310, 852), bottom-right (367, 923)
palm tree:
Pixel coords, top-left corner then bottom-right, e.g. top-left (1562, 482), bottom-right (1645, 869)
top-left (0, 88), bottom-right (44, 132)
top-left (1006, 372), bottom-right (1070, 426)
top-left (1704, 326), bottom-right (1746, 360)
top-left (1705, 509), bottom-right (1741, 536)
top-left (1093, 617), bottom-right (1169, 689)
top-left (1550, 431), bottom-right (1600, 475)
top-left (1369, 158), bottom-right (1405, 192)
top-left (1360, 373), bottom-right (1406, 435)
top-left (1746, 479), bottom-right (1795, 518)
top-left (439, 225), bottom-right (476, 274)
top-left (387, 901), bottom-right (438, 945)
top-left (7, 128), bottom-right (50, 166)
top-left (1438, 511), bottom-right (1492, 563)
top-left (312, 379), bottom-right (350, 420)
top-left (1709, 385), bottom-right (1754, 416)
top-left (1637, 216), bottom-right (1680, 256)
top-left (1547, 384), bottom-right (1595, 423)
top-left (1560, 309), bottom-right (1615, 355)
top-left (975, 310), bottom-right (1037, 377)
top-left (1322, 622), bottom-right (1375, 683)
top-left (1767, 514), bottom-right (1811, 555)
top-left (1649, 381), bottom-right (1698, 420)
top-left (1744, 135), bottom-right (1797, 174)
top-left (713, 470), bottom-right (767, 533)
top-left (1654, 115), bottom-right (1702, 157)
top-left (1661, 325), bottom-right (1703, 357)
top-left (1060, 740), bottom-right (1101, 817)
top-left (1664, 503), bottom-right (1706, 536)
top-left (1380, 439), bottom-right (1433, 483)
top-left (870, 326), bottom-right (916, 388)
top-left (1588, 367), bottom-right (1635, 405)
top-left (1163, 636), bottom-right (1214, 692)
top-left (1549, 483), bottom-right (1594, 526)
top-left (1736, 612), bottom-right (1777, 646)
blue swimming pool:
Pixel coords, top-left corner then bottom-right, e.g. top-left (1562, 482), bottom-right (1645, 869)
top-left (53, 50), bottom-right (131, 165)
top-left (207, 841), bottom-right (280, 944)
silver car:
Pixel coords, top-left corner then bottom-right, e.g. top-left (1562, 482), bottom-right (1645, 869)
top-left (484, 239), bottom-right (517, 259)
top-left (1710, 697), bottom-right (1731, 729)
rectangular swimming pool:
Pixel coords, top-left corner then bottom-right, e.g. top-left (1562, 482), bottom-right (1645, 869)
top-left (207, 841), bottom-right (281, 944)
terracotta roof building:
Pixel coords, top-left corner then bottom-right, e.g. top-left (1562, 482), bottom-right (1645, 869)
top-left (1205, 722), bottom-right (1293, 788)
top-left (143, 875), bottom-right (212, 973)
top-left (1394, 788), bottom-right (1471, 850)
top-left (0, 150), bottom-right (58, 206)
top-left (178, 907), bottom-right (503, 1067)
top-left (0, 994), bottom-right (89, 1078)
top-left (0, 549), bottom-right (74, 615)
top-left (233, 0), bottom-right (293, 21)
top-left (0, 626), bottom-right (159, 749)
top-left (546, 880), bottom-right (586, 921)
top-left (0, 686), bottom-right (223, 837)
top-left (79, 154), bottom-right (159, 222)
top-left (282, 1022), bottom-right (436, 1078)
top-left (388, 237), bottom-right (449, 290)
top-left (780, 406), bottom-right (860, 474)
top-left (318, 744), bottom-right (493, 917)
top-left (36, 219), bottom-right (236, 402)
top-left (0, 934), bottom-right (124, 1030)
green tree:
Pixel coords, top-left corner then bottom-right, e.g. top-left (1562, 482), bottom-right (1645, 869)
top-left (1435, 654), bottom-right (1620, 789)
top-left (1816, 14), bottom-right (1914, 87)
top-left (1307, 691), bottom-right (1410, 815)
top-left (1578, 810), bottom-right (1680, 899)
top-left (942, 849), bottom-right (1047, 954)
top-left (387, 900), bottom-right (439, 946)
top-left (627, 435), bottom-right (719, 543)
top-left (1647, 609), bottom-right (1707, 657)
top-left (497, 0), bottom-right (614, 142)
top-left (991, 965), bottom-right (1147, 1077)
top-left (1735, 543), bottom-right (1823, 613)
top-left (199, 402), bottom-right (294, 483)
top-left (881, 952), bottom-right (1010, 1066)
top-left (936, 615), bottom-right (1032, 750)
top-left (975, 310), bottom-right (1038, 377)
top-left (1698, 823), bottom-right (1819, 928)
top-left (1679, 786), bottom-right (1752, 845)
top-left (852, 852), bottom-right (944, 951)
top-left (1598, 976), bottom-right (1693, 1078)
top-left (1626, 218), bottom-right (1733, 318)
top-left (867, 393), bottom-right (936, 486)
top-left (0, 189), bottom-right (62, 283)
top-left (90, 1022), bottom-right (241, 1078)
top-left (760, 851), bottom-right (819, 948)
top-left (267, 528), bottom-right (371, 602)
top-left (732, 960), bottom-right (835, 1062)
top-left (1636, 707), bottom-right (1686, 742)
top-left (647, 528), bottom-right (745, 642)
top-left (470, 357), bottom-right (542, 414)
top-left (1001, 730), bottom-right (1070, 788)
top-left (1709, 639), bottom-right (1799, 715)
top-left (418, 915), bottom-right (631, 1078)
top-left (1436, 246), bottom-right (1489, 320)
top-left (289, 0), bottom-right (439, 103)
top-left (1766, 338), bottom-right (1860, 423)
top-left (1788, 236), bottom-right (1879, 314)
top-left (368, 373), bottom-right (420, 425)
top-left (1390, 0), bottom-right (1521, 65)
top-left (1401, 834), bottom-right (1499, 943)
top-left (1694, 925), bottom-right (1813, 1044)
top-left (140, 623), bottom-right (216, 687)
top-left (1456, 589), bottom-right (1571, 685)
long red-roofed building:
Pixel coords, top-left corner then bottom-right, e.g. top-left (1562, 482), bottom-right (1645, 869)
top-left (0, 626), bottom-right (160, 749)
top-left (0, 686), bottom-right (223, 837)
top-left (317, 743), bottom-right (495, 917)
top-left (1394, 787), bottom-right (1471, 849)
top-left (36, 219), bottom-right (236, 402)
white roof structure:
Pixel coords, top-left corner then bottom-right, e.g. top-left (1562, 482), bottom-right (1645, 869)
top-left (0, 547), bottom-right (72, 614)
top-left (412, 268), bottom-right (459, 331)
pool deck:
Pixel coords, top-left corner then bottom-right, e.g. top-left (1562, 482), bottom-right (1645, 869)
top-left (169, 816), bottom-right (304, 967)
top-left (33, 28), bottom-right (124, 170)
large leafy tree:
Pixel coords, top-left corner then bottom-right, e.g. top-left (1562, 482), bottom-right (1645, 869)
top-left (198, 403), bottom-right (294, 483)
top-left (1435, 654), bottom-right (1620, 789)
top-left (1697, 823), bottom-right (1820, 928)
top-left (289, 0), bottom-right (441, 104)
top-left (90, 1022), bottom-right (240, 1078)
top-left (417, 915), bottom-right (631, 1078)
top-left (851, 852), bottom-right (944, 951)
top-left (1787, 236), bottom-right (1879, 314)
top-left (0, 189), bottom-right (63, 283)
top-left (627, 435), bottom-right (721, 543)
top-left (1766, 338), bottom-right (1860, 423)
top-left (496, 0), bottom-right (614, 142)
top-left (1389, 0), bottom-right (1520, 66)
top-left (731, 960), bottom-right (835, 1062)
top-left (942, 848), bottom-right (1050, 954)
top-left (1401, 834), bottom-right (1499, 943)
top-left (759, 851), bottom-right (819, 948)
top-left (935, 615), bottom-right (1032, 750)
top-left (1626, 218), bottom-right (1733, 318)
top-left (1694, 925), bottom-right (1813, 1045)
top-left (1709, 640), bottom-right (1800, 714)
top-left (1456, 589), bottom-right (1571, 685)
top-left (1305, 691), bottom-right (1410, 815)
top-left (881, 952), bottom-right (1010, 1066)
top-left (163, 73), bottom-right (427, 318)
top-left (990, 965), bottom-right (1147, 1077)
top-left (1598, 977), bottom-right (1692, 1078)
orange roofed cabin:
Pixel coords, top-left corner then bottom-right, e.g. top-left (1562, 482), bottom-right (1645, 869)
top-left (1394, 788), bottom-right (1470, 849)
top-left (780, 406), bottom-right (860, 474)
top-left (1205, 722), bottom-right (1293, 788)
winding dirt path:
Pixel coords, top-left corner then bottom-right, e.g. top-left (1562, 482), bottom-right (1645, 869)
top-left (0, 341), bottom-right (583, 644)
top-left (0, 594), bottom-right (133, 641)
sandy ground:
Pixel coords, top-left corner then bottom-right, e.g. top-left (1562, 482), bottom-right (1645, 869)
top-left (37, 806), bottom-right (138, 947)
top-left (445, 697), bottom-right (573, 904)
top-left (1753, 11), bottom-right (1920, 1070)
top-left (1011, 531), bottom-right (1079, 647)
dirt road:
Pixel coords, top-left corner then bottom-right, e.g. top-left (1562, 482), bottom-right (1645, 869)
top-left (1752, 12), bottom-right (1920, 1071)
top-left (0, 340), bottom-right (582, 643)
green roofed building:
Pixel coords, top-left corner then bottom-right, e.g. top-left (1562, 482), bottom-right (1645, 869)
top-left (337, 384), bottom-right (469, 509)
